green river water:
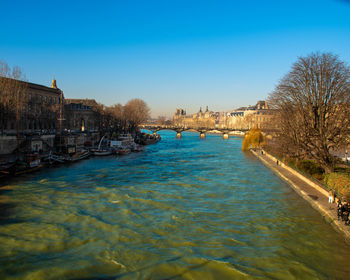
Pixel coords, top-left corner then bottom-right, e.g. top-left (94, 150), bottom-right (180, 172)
top-left (0, 131), bottom-right (350, 279)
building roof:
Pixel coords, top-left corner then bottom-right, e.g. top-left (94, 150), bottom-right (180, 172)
top-left (0, 77), bottom-right (62, 95)
top-left (27, 81), bottom-right (62, 94)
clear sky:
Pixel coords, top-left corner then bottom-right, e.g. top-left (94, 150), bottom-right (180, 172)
top-left (1, 0), bottom-right (349, 117)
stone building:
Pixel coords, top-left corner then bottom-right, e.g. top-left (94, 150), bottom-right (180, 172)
top-left (0, 78), bottom-right (102, 135)
top-left (173, 101), bottom-right (274, 131)
top-left (0, 77), bottom-right (63, 154)
top-left (64, 99), bottom-right (101, 132)
top-left (0, 77), bottom-right (63, 135)
top-left (173, 108), bottom-right (186, 126)
top-left (225, 101), bottom-right (274, 130)
top-left (173, 106), bottom-right (217, 129)
top-left (25, 78), bottom-right (63, 133)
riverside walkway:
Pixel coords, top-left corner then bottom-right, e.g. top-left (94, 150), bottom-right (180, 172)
top-left (251, 149), bottom-right (350, 243)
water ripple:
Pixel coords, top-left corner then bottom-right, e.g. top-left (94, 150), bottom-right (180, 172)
top-left (1, 131), bottom-right (350, 279)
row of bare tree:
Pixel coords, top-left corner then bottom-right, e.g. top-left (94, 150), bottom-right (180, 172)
top-left (268, 52), bottom-right (350, 173)
top-left (98, 99), bottom-right (150, 134)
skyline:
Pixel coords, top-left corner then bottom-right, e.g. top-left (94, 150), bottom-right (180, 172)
top-left (1, 0), bottom-right (350, 117)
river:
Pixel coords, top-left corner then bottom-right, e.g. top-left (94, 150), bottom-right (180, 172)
top-left (1, 131), bottom-right (350, 279)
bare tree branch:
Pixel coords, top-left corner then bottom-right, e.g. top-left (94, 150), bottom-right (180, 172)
top-left (268, 53), bottom-right (350, 173)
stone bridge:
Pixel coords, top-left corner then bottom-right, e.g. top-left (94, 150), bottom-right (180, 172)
top-left (140, 124), bottom-right (248, 139)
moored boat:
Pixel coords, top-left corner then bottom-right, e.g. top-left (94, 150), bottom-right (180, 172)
top-left (65, 149), bottom-right (90, 162)
top-left (130, 143), bottom-right (144, 152)
top-left (0, 162), bottom-right (16, 177)
top-left (114, 148), bottom-right (131, 155)
top-left (13, 153), bottom-right (42, 175)
top-left (44, 152), bottom-right (65, 164)
top-left (91, 135), bottom-right (112, 156)
top-left (92, 149), bottom-right (112, 156)
top-left (135, 133), bottom-right (161, 145)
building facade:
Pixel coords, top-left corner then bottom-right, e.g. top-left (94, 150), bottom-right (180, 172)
top-left (0, 77), bottom-right (63, 135)
top-left (173, 106), bottom-right (216, 129)
top-left (225, 101), bottom-right (273, 130)
top-left (173, 101), bottom-right (274, 131)
top-left (64, 99), bottom-right (101, 132)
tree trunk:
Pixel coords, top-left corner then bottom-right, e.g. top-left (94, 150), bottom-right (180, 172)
top-left (321, 162), bottom-right (334, 174)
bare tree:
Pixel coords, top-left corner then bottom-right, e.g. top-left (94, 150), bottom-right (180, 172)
top-left (0, 61), bottom-right (27, 134)
top-left (124, 98), bottom-right (150, 132)
top-left (105, 103), bottom-right (126, 132)
top-left (156, 116), bottom-right (167, 125)
top-left (268, 53), bottom-right (350, 173)
top-left (92, 102), bottom-right (107, 132)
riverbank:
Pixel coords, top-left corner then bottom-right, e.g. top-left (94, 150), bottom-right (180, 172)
top-left (251, 149), bottom-right (350, 243)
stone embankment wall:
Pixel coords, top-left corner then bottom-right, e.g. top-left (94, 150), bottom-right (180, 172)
top-left (0, 136), bottom-right (19, 155)
top-left (263, 151), bottom-right (329, 197)
top-left (252, 149), bottom-right (350, 243)
top-left (0, 135), bottom-right (56, 155)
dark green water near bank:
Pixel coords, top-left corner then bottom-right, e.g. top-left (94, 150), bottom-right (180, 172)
top-left (1, 131), bottom-right (350, 279)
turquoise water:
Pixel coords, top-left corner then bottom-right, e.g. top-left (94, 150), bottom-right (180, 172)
top-left (1, 131), bottom-right (350, 280)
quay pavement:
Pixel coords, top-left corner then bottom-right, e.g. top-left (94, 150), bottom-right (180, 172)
top-left (251, 149), bottom-right (350, 243)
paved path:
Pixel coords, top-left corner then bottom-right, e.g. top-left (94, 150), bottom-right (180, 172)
top-left (251, 149), bottom-right (350, 242)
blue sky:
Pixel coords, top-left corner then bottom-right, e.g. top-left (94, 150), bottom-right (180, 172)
top-left (1, 0), bottom-right (349, 117)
